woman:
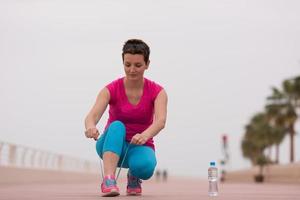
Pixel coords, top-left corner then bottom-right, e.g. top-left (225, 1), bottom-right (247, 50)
top-left (84, 39), bottom-right (168, 197)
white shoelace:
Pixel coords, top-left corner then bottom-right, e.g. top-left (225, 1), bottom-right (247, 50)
top-left (98, 142), bottom-right (132, 181)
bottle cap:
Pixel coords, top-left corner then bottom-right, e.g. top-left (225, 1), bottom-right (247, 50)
top-left (210, 161), bottom-right (216, 166)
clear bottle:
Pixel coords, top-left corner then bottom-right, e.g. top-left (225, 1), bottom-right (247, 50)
top-left (208, 161), bottom-right (218, 197)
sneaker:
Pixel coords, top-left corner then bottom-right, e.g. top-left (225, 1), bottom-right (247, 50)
top-left (101, 175), bottom-right (120, 197)
top-left (126, 171), bottom-right (142, 195)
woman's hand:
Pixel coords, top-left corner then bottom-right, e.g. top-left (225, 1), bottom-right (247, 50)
top-left (85, 127), bottom-right (99, 140)
top-left (130, 133), bottom-right (150, 145)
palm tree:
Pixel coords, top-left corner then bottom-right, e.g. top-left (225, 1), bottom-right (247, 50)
top-left (241, 113), bottom-right (272, 162)
top-left (242, 75), bottom-right (300, 172)
top-left (267, 81), bottom-right (298, 163)
top-left (265, 90), bottom-right (287, 164)
top-left (282, 79), bottom-right (298, 163)
top-left (241, 112), bottom-right (273, 181)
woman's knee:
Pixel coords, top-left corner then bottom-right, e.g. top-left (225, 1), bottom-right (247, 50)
top-left (130, 159), bottom-right (157, 180)
top-left (109, 120), bottom-right (125, 131)
top-left (101, 121), bottom-right (126, 156)
top-left (107, 120), bottom-right (126, 137)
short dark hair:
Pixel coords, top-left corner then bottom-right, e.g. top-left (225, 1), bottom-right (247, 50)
top-left (122, 39), bottom-right (150, 64)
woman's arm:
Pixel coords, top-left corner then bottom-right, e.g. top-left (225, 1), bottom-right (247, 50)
top-left (131, 89), bottom-right (168, 145)
top-left (84, 87), bottom-right (110, 140)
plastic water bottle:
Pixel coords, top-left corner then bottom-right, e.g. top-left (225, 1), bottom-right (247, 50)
top-left (208, 161), bottom-right (218, 197)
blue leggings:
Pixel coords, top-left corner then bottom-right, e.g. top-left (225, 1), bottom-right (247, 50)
top-left (96, 120), bottom-right (157, 180)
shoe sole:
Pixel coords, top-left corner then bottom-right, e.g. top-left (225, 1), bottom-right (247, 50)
top-left (126, 192), bottom-right (142, 196)
top-left (102, 190), bottom-right (120, 197)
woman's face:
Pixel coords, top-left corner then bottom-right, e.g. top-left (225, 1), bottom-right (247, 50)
top-left (123, 53), bottom-right (149, 81)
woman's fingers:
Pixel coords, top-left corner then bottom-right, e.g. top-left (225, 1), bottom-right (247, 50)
top-left (85, 127), bottom-right (99, 139)
top-left (91, 128), bottom-right (99, 139)
top-left (131, 134), bottom-right (147, 145)
top-left (130, 136), bottom-right (137, 144)
top-left (91, 128), bottom-right (99, 140)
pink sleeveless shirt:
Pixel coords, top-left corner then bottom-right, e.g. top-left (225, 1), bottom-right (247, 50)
top-left (104, 77), bottom-right (163, 150)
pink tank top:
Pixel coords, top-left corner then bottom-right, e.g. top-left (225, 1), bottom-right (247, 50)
top-left (104, 77), bottom-right (163, 150)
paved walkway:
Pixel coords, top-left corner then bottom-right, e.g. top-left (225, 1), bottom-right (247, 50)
top-left (0, 177), bottom-right (299, 200)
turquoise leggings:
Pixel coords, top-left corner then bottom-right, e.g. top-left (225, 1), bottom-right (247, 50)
top-left (96, 120), bottom-right (157, 180)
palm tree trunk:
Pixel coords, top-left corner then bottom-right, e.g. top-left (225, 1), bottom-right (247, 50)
top-left (275, 144), bottom-right (279, 164)
top-left (289, 124), bottom-right (295, 163)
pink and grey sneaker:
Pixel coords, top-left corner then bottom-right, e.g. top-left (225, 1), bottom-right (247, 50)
top-left (126, 171), bottom-right (142, 195)
top-left (101, 175), bottom-right (120, 197)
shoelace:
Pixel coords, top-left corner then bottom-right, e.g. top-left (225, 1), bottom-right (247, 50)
top-left (98, 141), bottom-right (132, 182)
top-left (104, 178), bottom-right (117, 187)
top-left (116, 143), bottom-right (131, 180)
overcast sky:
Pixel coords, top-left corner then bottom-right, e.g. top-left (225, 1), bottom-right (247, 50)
top-left (1, 0), bottom-right (300, 177)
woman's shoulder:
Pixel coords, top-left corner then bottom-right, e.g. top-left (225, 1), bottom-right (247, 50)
top-left (144, 77), bottom-right (163, 89)
top-left (106, 77), bottom-right (124, 88)
top-left (144, 77), bottom-right (164, 99)
top-left (105, 77), bottom-right (124, 103)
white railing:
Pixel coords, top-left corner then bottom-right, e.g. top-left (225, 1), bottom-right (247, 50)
top-left (0, 141), bottom-right (98, 173)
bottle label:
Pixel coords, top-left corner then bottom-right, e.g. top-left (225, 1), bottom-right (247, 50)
top-left (208, 168), bottom-right (218, 178)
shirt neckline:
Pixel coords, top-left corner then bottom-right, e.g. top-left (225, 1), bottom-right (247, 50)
top-left (121, 77), bottom-right (146, 107)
